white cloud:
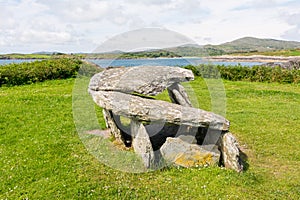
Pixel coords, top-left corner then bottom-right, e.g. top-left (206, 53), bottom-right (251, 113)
top-left (60, 1), bottom-right (110, 22)
top-left (19, 30), bottom-right (72, 44)
top-left (166, 1), bottom-right (291, 44)
top-left (280, 12), bottom-right (300, 41)
top-left (282, 28), bottom-right (300, 41)
top-left (1, 0), bottom-right (300, 53)
top-left (129, 0), bottom-right (174, 5)
top-left (94, 28), bottom-right (194, 53)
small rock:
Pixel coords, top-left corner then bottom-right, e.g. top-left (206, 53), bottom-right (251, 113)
top-left (160, 137), bottom-right (220, 167)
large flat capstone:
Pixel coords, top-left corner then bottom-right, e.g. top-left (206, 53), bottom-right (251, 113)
top-left (90, 90), bottom-right (229, 131)
top-left (89, 66), bottom-right (194, 96)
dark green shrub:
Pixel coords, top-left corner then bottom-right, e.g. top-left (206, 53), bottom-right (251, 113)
top-left (184, 64), bottom-right (300, 84)
top-left (184, 64), bottom-right (220, 78)
top-left (77, 60), bottom-right (103, 77)
top-left (183, 65), bottom-right (200, 76)
top-left (0, 58), bottom-right (82, 86)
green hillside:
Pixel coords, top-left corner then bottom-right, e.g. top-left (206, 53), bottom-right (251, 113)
top-left (215, 37), bottom-right (300, 53)
top-left (169, 37), bottom-right (300, 56)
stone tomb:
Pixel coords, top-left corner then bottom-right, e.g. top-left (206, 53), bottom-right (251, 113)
top-left (88, 66), bottom-right (244, 172)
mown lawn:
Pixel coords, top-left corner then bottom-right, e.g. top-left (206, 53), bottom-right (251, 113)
top-left (1, 77), bottom-right (300, 199)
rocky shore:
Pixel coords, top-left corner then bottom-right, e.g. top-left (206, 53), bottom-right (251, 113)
top-left (207, 55), bottom-right (300, 70)
top-left (207, 55), bottom-right (300, 63)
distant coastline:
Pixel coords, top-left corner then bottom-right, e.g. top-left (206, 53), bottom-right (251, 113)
top-left (1, 53), bottom-right (300, 64)
top-left (207, 55), bottom-right (300, 63)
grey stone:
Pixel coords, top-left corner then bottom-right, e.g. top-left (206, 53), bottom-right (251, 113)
top-left (220, 132), bottom-right (243, 172)
top-left (264, 58), bottom-right (300, 70)
top-left (168, 83), bottom-right (192, 107)
top-left (201, 128), bottom-right (223, 146)
top-left (88, 66), bottom-right (194, 96)
top-left (177, 135), bottom-right (197, 144)
top-left (131, 120), bottom-right (154, 168)
top-left (90, 90), bottom-right (229, 131)
top-left (102, 109), bottom-right (124, 145)
top-left (160, 137), bottom-right (220, 167)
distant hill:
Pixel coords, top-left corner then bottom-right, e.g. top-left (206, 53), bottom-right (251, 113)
top-left (32, 51), bottom-right (65, 55)
top-left (167, 45), bottom-right (225, 57)
top-left (37, 37), bottom-right (300, 59)
top-left (167, 37), bottom-right (300, 56)
top-left (214, 37), bottom-right (300, 53)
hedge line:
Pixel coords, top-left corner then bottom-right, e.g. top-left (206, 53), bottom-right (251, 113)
top-left (1, 59), bottom-right (299, 87)
top-left (184, 64), bottom-right (300, 84)
top-left (0, 58), bottom-right (82, 86)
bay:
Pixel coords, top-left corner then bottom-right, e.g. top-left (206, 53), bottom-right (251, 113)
top-left (0, 59), bottom-right (38, 66)
top-left (0, 58), bottom-right (263, 67)
top-left (87, 58), bottom-right (263, 68)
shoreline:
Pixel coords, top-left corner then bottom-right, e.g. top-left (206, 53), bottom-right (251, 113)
top-left (206, 55), bottom-right (300, 63)
top-left (1, 55), bottom-right (300, 63)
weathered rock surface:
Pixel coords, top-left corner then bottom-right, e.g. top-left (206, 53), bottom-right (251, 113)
top-left (177, 134), bottom-right (197, 144)
top-left (89, 66), bottom-right (194, 96)
top-left (160, 137), bottom-right (220, 167)
top-left (168, 83), bottom-right (192, 107)
top-left (264, 58), bottom-right (300, 70)
top-left (102, 109), bottom-right (124, 144)
top-left (131, 120), bottom-right (154, 168)
top-left (90, 90), bottom-right (229, 131)
top-left (220, 132), bottom-right (243, 172)
top-left (208, 55), bottom-right (300, 63)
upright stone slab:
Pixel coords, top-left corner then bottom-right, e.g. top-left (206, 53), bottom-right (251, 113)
top-left (220, 132), bottom-right (243, 172)
top-left (167, 83), bottom-right (199, 143)
top-left (168, 83), bottom-right (192, 107)
top-left (102, 109), bottom-right (124, 145)
top-left (131, 119), bottom-right (154, 168)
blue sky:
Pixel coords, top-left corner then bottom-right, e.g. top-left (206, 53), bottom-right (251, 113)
top-left (1, 0), bottom-right (300, 53)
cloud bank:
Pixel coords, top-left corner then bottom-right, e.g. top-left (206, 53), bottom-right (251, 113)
top-left (0, 0), bottom-right (299, 53)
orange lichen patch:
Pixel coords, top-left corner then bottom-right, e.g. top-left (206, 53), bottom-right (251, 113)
top-left (174, 152), bottom-right (214, 167)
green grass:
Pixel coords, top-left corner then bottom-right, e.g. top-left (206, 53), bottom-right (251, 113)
top-left (1, 77), bottom-right (300, 199)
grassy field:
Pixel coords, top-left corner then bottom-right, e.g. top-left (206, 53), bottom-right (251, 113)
top-left (1, 77), bottom-right (300, 199)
